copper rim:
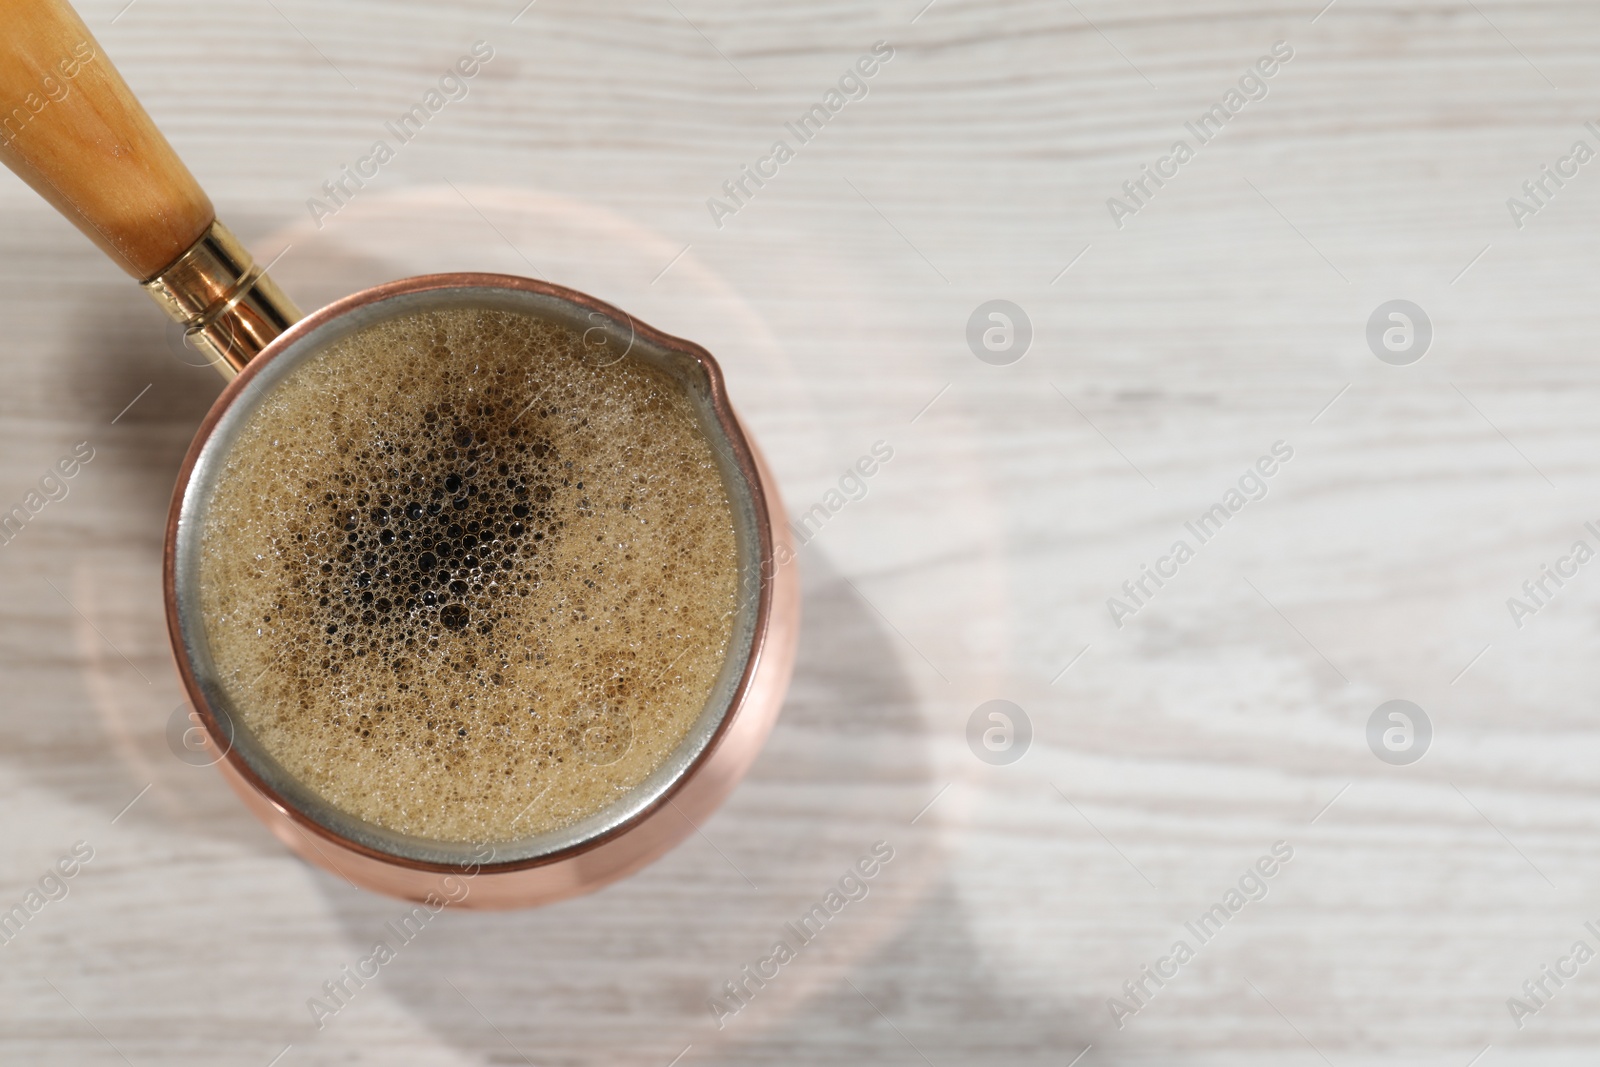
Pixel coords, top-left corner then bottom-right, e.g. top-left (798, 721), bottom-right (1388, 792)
top-left (163, 272), bottom-right (781, 879)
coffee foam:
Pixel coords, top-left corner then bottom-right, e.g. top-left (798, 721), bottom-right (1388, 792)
top-left (197, 306), bottom-right (739, 843)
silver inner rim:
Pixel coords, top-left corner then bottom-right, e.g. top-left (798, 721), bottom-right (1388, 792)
top-left (172, 285), bottom-right (764, 866)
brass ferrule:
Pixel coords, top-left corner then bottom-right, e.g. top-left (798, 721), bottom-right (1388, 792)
top-left (142, 220), bottom-right (302, 378)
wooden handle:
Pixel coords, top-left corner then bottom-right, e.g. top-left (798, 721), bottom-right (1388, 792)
top-left (0, 0), bottom-right (213, 279)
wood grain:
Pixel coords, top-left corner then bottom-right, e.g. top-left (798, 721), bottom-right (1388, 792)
top-left (3, 0), bottom-right (1600, 1064)
top-left (0, 0), bottom-right (211, 279)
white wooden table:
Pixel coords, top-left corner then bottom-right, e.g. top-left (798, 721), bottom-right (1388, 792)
top-left (3, 0), bottom-right (1600, 1063)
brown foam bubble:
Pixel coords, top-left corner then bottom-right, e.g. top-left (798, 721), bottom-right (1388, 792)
top-left (197, 305), bottom-right (740, 843)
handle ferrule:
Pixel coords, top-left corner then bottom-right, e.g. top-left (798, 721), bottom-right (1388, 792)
top-left (143, 221), bottom-right (301, 377)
